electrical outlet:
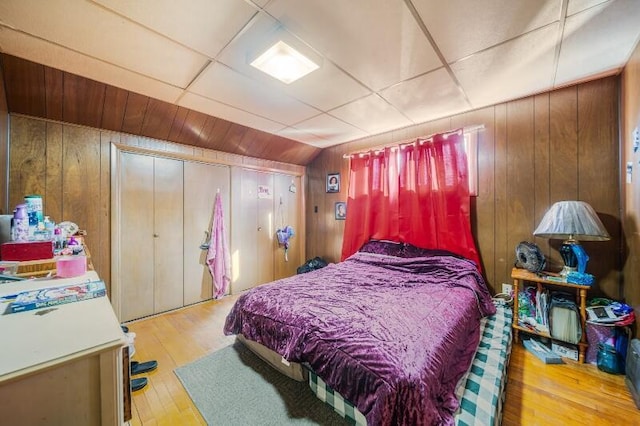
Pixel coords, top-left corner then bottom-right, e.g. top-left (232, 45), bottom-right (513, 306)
top-left (501, 283), bottom-right (513, 295)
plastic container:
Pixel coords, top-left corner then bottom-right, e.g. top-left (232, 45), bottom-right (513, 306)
top-left (56, 256), bottom-right (87, 278)
top-left (24, 195), bottom-right (44, 228)
top-left (597, 342), bottom-right (624, 374)
top-left (12, 204), bottom-right (29, 242)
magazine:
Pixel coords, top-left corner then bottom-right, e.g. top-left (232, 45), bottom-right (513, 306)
top-left (9, 280), bottom-right (106, 313)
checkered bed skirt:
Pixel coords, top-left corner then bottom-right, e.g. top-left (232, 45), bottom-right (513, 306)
top-left (307, 300), bottom-right (513, 425)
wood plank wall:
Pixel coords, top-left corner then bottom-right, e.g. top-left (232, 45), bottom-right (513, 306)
top-left (7, 115), bottom-right (305, 293)
top-left (621, 41), bottom-right (640, 337)
top-left (306, 76), bottom-right (621, 297)
top-left (0, 62), bottom-right (8, 213)
top-left (0, 54), bottom-right (320, 166)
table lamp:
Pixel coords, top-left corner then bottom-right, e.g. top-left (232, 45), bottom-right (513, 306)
top-left (533, 201), bottom-right (610, 276)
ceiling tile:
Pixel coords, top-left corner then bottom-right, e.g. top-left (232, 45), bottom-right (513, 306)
top-left (380, 68), bottom-right (470, 123)
top-left (567, 0), bottom-right (610, 16)
top-left (178, 92), bottom-right (286, 135)
top-left (0, 0), bottom-right (209, 88)
top-left (279, 61), bottom-right (371, 112)
top-left (451, 24), bottom-right (558, 109)
top-left (265, 0), bottom-right (443, 91)
top-left (292, 114), bottom-right (369, 146)
top-left (188, 62), bottom-right (320, 125)
top-left (276, 127), bottom-right (333, 148)
top-left (215, 11), bottom-right (370, 112)
top-left (92, 0), bottom-right (258, 58)
top-left (556, 0), bottom-right (640, 86)
top-left (413, 0), bottom-right (561, 63)
top-left (329, 94), bottom-right (413, 135)
top-left (0, 27), bottom-right (183, 103)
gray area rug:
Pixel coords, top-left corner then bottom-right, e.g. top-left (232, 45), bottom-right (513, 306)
top-left (174, 341), bottom-right (349, 425)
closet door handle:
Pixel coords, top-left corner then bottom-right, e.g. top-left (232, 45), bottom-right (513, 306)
top-left (153, 233), bottom-right (159, 238)
top-left (257, 227), bottom-right (262, 231)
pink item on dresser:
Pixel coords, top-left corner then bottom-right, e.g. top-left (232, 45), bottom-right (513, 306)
top-left (56, 256), bottom-right (87, 278)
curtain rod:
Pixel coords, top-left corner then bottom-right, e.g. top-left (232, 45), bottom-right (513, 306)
top-left (342, 124), bottom-right (485, 159)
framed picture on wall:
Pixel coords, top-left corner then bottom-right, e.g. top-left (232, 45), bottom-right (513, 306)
top-left (327, 173), bottom-right (340, 193)
top-left (335, 202), bottom-right (346, 220)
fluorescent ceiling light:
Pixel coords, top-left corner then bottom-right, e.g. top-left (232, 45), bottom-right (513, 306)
top-left (250, 40), bottom-right (319, 84)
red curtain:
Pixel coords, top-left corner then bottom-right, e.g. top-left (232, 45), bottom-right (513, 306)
top-left (341, 129), bottom-right (480, 269)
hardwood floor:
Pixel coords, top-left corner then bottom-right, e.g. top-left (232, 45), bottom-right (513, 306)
top-left (126, 297), bottom-right (639, 425)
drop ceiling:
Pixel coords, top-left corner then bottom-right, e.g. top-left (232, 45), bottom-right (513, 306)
top-left (0, 0), bottom-right (639, 149)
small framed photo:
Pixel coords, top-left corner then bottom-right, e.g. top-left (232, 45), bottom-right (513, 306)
top-left (326, 173), bottom-right (340, 193)
top-left (335, 202), bottom-right (347, 220)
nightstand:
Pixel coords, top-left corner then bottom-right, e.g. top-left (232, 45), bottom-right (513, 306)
top-left (511, 267), bottom-right (588, 363)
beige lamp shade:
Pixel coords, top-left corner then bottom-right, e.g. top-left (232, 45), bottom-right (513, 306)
top-left (533, 201), bottom-right (610, 242)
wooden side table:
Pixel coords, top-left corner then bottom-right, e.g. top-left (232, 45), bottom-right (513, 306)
top-left (511, 267), bottom-right (588, 363)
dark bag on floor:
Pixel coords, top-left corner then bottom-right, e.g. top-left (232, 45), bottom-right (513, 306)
top-left (296, 257), bottom-right (328, 274)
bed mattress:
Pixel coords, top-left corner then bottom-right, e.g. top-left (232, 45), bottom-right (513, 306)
top-left (307, 300), bottom-right (513, 425)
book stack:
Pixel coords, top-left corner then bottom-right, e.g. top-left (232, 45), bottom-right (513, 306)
top-left (9, 280), bottom-right (106, 313)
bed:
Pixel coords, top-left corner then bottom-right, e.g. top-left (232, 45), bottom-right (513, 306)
top-left (224, 241), bottom-right (497, 425)
top-left (308, 299), bottom-right (513, 425)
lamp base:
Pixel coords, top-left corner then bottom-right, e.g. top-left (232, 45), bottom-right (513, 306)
top-left (559, 265), bottom-right (577, 277)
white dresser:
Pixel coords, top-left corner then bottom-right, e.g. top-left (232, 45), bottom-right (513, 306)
top-left (0, 271), bottom-right (125, 425)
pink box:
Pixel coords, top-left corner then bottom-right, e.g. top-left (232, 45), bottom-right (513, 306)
top-left (56, 256), bottom-right (87, 278)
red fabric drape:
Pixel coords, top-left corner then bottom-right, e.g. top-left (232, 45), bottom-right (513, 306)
top-left (341, 129), bottom-right (481, 269)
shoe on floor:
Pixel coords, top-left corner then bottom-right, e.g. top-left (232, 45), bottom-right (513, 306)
top-left (131, 377), bottom-right (147, 392)
top-left (131, 360), bottom-right (158, 375)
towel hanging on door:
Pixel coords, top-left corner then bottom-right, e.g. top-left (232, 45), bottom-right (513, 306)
top-left (206, 192), bottom-right (231, 299)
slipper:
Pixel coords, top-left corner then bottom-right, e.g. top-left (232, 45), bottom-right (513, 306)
top-left (131, 360), bottom-right (158, 375)
top-left (131, 377), bottom-right (147, 392)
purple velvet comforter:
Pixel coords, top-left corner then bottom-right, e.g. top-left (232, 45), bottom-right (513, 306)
top-left (224, 251), bottom-right (495, 425)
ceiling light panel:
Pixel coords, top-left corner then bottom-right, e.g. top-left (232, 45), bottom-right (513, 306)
top-left (92, 0), bottom-right (258, 58)
top-left (188, 62), bottom-right (320, 126)
top-left (265, 0), bottom-right (443, 91)
top-left (412, 0), bottom-right (561, 64)
top-left (556, 0), bottom-right (640, 87)
top-left (0, 0), bottom-right (209, 88)
top-left (250, 40), bottom-right (319, 84)
top-left (451, 24), bottom-right (558, 109)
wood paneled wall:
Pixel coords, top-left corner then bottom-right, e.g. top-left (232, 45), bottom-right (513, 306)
top-left (8, 115), bottom-right (305, 293)
top-left (0, 62), bottom-right (8, 213)
top-left (0, 54), bottom-right (320, 166)
top-left (621, 40), bottom-right (640, 336)
top-left (306, 77), bottom-right (621, 296)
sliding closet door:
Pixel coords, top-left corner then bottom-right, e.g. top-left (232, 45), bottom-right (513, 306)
top-left (256, 171), bottom-right (275, 285)
top-left (153, 157), bottom-right (184, 313)
top-left (274, 174), bottom-right (303, 280)
top-left (119, 152), bottom-right (155, 321)
top-left (231, 168), bottom-right (276, 293)
top-left (183, 162), bottom-right (230, 305)
top-left (231, 168), bottom-right (258, 293)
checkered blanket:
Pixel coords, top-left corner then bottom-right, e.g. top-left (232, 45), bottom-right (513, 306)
top-left (307, 300), bottom-right (513, 425)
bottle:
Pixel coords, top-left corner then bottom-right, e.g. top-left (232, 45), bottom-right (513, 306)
top-left (43, 216), bottom-right (55, 240)
top-left (13, 204), bottom-right (29, 242)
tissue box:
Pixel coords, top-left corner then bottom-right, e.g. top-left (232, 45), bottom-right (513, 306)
top-left (1, 241), bottom-right (53, 261)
